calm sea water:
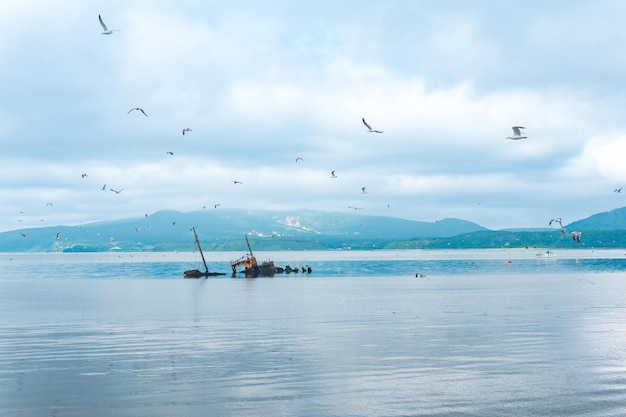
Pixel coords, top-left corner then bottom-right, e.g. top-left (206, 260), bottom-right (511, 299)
top-left (1, 249), bottom-right (625, 416)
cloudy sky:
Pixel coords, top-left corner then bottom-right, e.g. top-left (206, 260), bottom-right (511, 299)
top-left (2, 0), bottom-right (626, 233)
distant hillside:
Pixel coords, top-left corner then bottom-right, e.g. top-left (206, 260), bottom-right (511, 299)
top-left (566, 206), bottom-right (626, 231)
top-left (1, 207), bottom-right (626, 252)
top-left (0, 209), bottom-right (487, 252)
top-left (386, 229), bottom-right (626, 250)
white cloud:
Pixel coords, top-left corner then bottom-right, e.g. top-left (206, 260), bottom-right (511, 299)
top-left (1, 1), bottom-right (626, 233)
top-left (559, 135), bottom-right (626, 181)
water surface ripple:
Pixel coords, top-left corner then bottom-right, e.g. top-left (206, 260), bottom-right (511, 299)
top-left (1, 251), bottom-right (625, 416)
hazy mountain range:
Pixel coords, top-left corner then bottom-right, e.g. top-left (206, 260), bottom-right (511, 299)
top-left (2, 207), bottom-right (626, 252)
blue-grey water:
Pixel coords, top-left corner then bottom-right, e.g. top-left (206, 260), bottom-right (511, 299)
top-left (1, 249), bottom-right (626, 416)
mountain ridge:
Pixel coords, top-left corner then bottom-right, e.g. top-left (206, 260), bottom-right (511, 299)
top-left (1, 207), bottom-right (625, 252)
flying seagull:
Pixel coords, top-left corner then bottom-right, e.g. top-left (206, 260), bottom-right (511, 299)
top-left (549, 218), bottom-right (563, 228)
top-left (98, 15), bottom-right (120, 35)
top-left (54, 232), bottom-right (61, 240)
top-left (232, 180), bottom-right (243, 184)
top-left (331, 170), bottom-right (337, 178)
top-left (128, 107), bottom-right (148, 116)
top-left (571, 231), bottom-right (582, 243)
top-left (182, 128), bottom-right (192, 135)
top-left (362, 118), bottom-right (383, 133)
top-left (46, 202), bottom-right (53, 207)
top-left (81, 173), bottom-right (88, 178)
top-left (549, 218), bottom-right (566, 234)
top-left (296, 157), bottom-right (303, 163)
top-left (166, 151), bottom-right (174, 155)
top-left (110, 188), bottom-right (124, 194)
top-left (101, 184), bottom-right (106, 191)
top-left (614, 188), bottom-right (622, 193)
top-left (348, 206), bottom-right (363, 210)
top-left (360, 187), bottom-right (367, 194)
top-left (506, 126), bottom-right (527, 140)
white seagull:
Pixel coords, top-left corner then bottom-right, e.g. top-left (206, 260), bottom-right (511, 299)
top-left (571, 231), bottom-right (582, 243)
top-left (362, 118), bottom-right (383, 133)
top-left (549, 218), bottom-right (563, 228)
top-left (549, 218), bottom-right (566, 234)
top-left (360, 187), bottom-right (367, 194)
top-left (128, 107), bottom-right (148, 116)
top-left (331, 170), bottom-right (337, 178)
top-left (182, 128), bottom-right (193, 135)
top-left (506, 126), bottom-right (527, 140)
top-left (98, 15), bottom-right (120, 35)
top-left (415, 273), bottom-right (429, 281)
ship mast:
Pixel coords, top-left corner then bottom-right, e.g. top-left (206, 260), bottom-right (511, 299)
top-left (192, 227), bottom-right (209, 274)
top-left (245, 234), bottom-right (254, 259)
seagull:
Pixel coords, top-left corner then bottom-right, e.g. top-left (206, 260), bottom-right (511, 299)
top-left (46, 202), bottom-right (53, 207)
top-left (549, 218), bottom-right (567, 234)
top-left (166, 151), bottom-right (174, 155)
top-left (331, 170), bottom-right (337, 178)
top-left (182, 128), bottom-right (192, 135)
top-left (110, 188), bottom-right (124, 194)
top-left (98, 15), bottom-right (120, 35)
top-left (549, 218), bottom-right (562, 228)
top-left (362, 117), bottom-right (383, 133)
top-left (295, 157), bottom-right (303, 163)
top-left (81, 173), bottom-right (88, 178)
top-left (232, 180), bottom-right (243, 184)
top-left (101, 184), bottom-right (106, 191)
top-left (348, 206), bottom-right (363, 210)
top-left (506, 126), bottom-right (527, 140)
top-left (571, 231), bottom-right (582, 243)
top-left (214, 204), bottom-right (221, 209)
top-left (614, 188), bottom-right (622, 193)
top-left (415, 273), bottom-right (430, 281)
top-left (54, 232), bottom-right (61, 240)
top-left (360, 187), bottom-right (367, 194)
top-left (20, 233), bottom-right (28, 237)
top-left (127, 107), bottom-right (148, 116)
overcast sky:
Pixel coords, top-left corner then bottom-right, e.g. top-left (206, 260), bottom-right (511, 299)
top-left (2, 0), bottom-right (626, 233)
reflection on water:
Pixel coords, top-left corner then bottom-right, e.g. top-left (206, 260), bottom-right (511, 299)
top-left (1, 251), bottom-right (626, 416)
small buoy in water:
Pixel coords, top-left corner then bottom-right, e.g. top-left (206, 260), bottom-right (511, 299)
top-left (507, 260), bottom-right (512, 264)
top-left (576, 259), bottom-right (581, 263)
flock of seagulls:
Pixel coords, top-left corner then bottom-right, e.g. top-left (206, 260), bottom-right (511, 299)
top-left (14, 14), bottom-right (613, 251)
top-left (549, 217), bottom-right (584, 243)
